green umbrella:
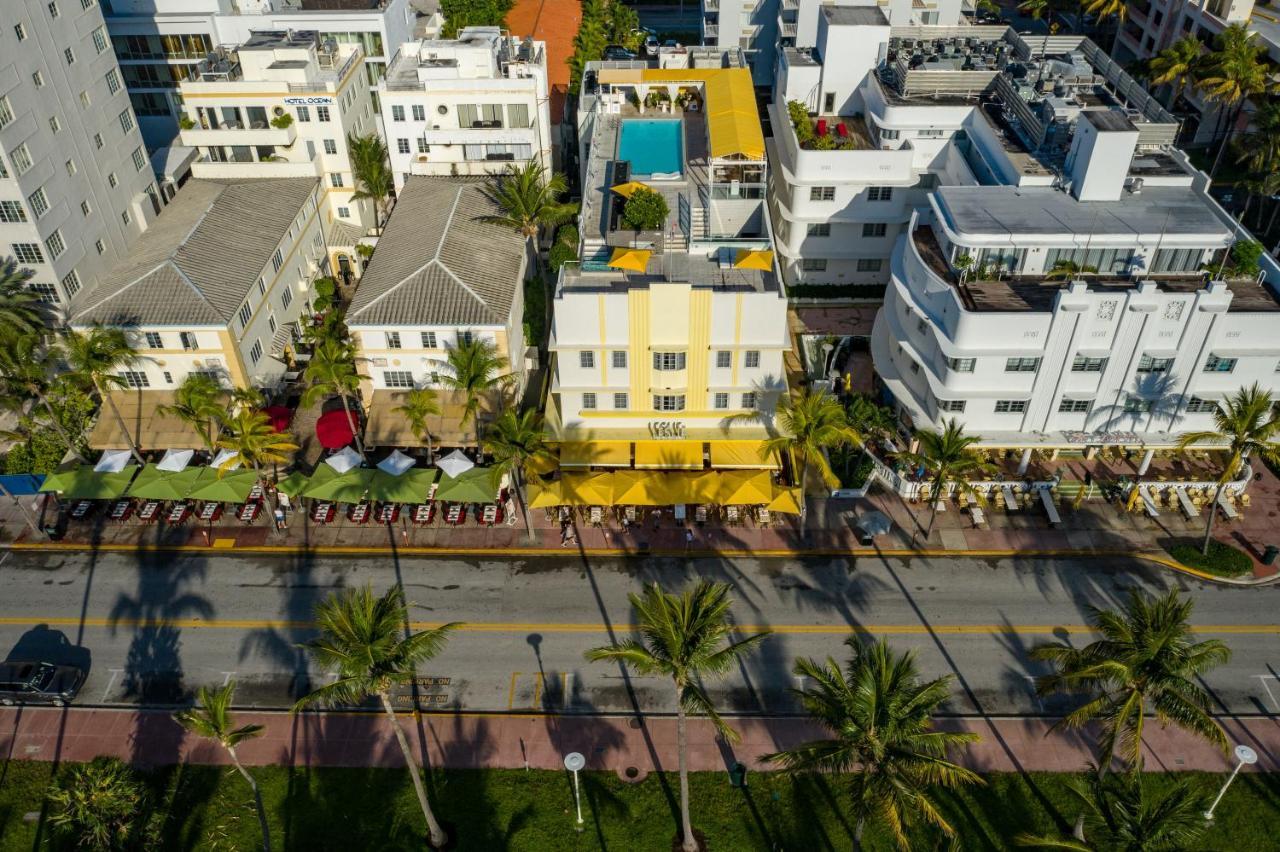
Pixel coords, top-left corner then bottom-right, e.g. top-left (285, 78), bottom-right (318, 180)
top-left (434, 467), bottom-right (498, 504)
top-left (276, 471), bottom-right (310, 498)
top-left (367, 468), bottom-right (438, 503)
top-left (40, 465), bottom-right (139, 500)
top-left (126, 465), bottom-right (207, 500)
top-left (187, 469), bottom-right (261, 503)
top-left (303, 468), bottom-right (375, 502)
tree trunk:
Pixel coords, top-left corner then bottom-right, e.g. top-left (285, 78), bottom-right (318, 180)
top-left (1267, 197), bottom-right (1280, 236)
top-left (675, 684), bottom-right (697, 852)
top-left (798, 455), bottom-right (811, 537)
top-left (513, 465), bottom-right (535, 543)
top-left (1202, 479), bottom-right (1227, 556)
top-left (37, 390), bottom-right (84, 463)
top-left (100, 380), bottom-right (145, 464)
top-left (378, 692), bottom-right (448, 848)
top-left (338, 391), bottom-right (365, 457)
top-left (853, 816), bottom-right (865, 852)
top-left (1240, 194), bottom-right (1253, 223)
top-left (1209, 105), bottom-right (1242, 178)
top-left (0, 482), bottom-right (44, 539)
top-left (226, 745), bottom-right (271, 852)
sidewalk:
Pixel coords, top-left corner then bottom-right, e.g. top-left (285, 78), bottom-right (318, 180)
top-left (2, 706), bottom-right (1276, 776)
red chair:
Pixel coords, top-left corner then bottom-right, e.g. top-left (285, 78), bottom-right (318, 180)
top-left (837, 122), bottom-right (849, 138)
top-left (815, 118), bottom-right (827, 137)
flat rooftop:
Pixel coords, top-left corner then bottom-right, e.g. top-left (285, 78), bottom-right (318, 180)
top-left (823, 6), bottom-right (888, 26)
top-left (560, 251), bottom-right (778, 295)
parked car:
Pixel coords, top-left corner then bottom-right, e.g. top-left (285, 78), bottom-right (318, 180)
top-left (603, 45), bottom-right (636, 61)
top-left (0, 661), bottom-right (86, 706)
top-left (644, 35), bottom-right (660, 57)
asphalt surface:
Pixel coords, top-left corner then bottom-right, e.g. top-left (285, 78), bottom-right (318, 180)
top-left (0, 549), bottom-right (1276, 717)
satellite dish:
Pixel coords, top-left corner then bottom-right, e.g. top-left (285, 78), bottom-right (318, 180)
top-left (563, 752), bottom-right (586, 772)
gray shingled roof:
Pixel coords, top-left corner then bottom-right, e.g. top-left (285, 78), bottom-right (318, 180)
top-left (346, 177), bottom-right (526, 327)
top-left (70, 178), bottom-right (319, 327)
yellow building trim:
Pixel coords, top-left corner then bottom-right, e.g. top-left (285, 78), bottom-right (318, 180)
top-left (731, 292), bottom-right (743, 387)
top-left (574, 409), bottom-right (752, 419)
top-left (598, 294), bottom-right (608, 386)
top-left (687, 289), bottom-right (711, 412)
top-left (628, 289), bottom-right (650, 412)
top-left (216, 329), bottom-right (250, 389)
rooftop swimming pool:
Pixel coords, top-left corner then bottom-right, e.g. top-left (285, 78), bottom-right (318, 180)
top-left (617, 119), bottom-right (684, 179)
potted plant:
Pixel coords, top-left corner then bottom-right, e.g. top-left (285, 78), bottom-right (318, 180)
top-left (178, 115), bottom-right (196, 131)
top-left (270, 113), bottom-right (294, 129)
top-left (623, 187), bottom-right (669, 233)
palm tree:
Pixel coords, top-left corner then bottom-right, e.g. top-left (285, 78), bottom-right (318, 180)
top-left (438, 338), bottom-right (513, 447)
top-left (63, 325), bottom-right (146, 464)
top-left (481, 162), bottom-right (577, 246)
top-left (1017, 765), bottom-right (1207, 851)
top-left (0, 334), bottom-right (84, 462)
top-left (845, 393), bottom-right (897, 447)
top-left (157, 372), bottom-right (226, 452)
top-left (896, 418), bottom-right (995, 545)
top-left (1149, 36), bottom-right (1204, 111)
top-left (585, 581), bottom-right (770, 852)
top-left (1031, 589), bottom-right (1231, 772)
top-left (218, 409), bottom-right (298, 491)
top-left (1083, 0), bottom-right (1126, 42)
top-left (174, 682), bottom-right (271, 852)
top-left (294, 585), bottom-right (461, 848)
top-left (302, 338), bottom-right (368, 456)
top-left (1234, 102), bottom-right (1280, 206)
top-left (1199, 24), bottom-right (1275, 177)
top-left (762, 638), bottom-right (981, 850)
top-left (46, 757), bottom-right (150, 852)
top-left (0, 257), bottom-right (49, 341)
top-left (1176, 383), bottom-right (1280, 555)
top-left (347, 132), bottom-right (395, 230)
top-left (483, 410), bottom-right (553, 542)
top-left (394, 387), bottom-right (442, 461)
top-left (761, 388), bottom-right (862, 530)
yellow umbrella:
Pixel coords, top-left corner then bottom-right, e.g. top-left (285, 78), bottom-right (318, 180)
top-left (608, 247), bottom-right (652, 272)
top-left (611, 180), bottom-right (649, 198)
top-left (766, 486), bottom-right (803, 514)
top-left (718, 470), bottom-right (773, 505)
top-left (734, 249), bottom-right (774, 271)
top-left (677, 471), bottom-right (721, 504)
top-left (563, 472), bottom-right (614, 505)
top-left (528, 479), bottom-right (565, 508)
top-left (613, 470), bottom-right (661, 505)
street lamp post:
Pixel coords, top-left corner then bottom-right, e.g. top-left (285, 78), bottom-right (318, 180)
top-left (1204, 744), bottom-right (1258, 821)
top-left (564, 751), bottom-right (586, 831)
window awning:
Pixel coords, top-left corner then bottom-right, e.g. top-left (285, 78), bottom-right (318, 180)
top-left (633, 440), bottom-right (704, 470)
top-left (559, 441), bottom-right (632, 468)
top-left (709, 440), bottom-right (779, 470)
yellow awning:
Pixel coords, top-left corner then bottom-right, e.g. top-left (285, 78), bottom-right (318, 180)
top-left (718, 470), bottom-right (774, 505)
top-left (562, 472), bottom-right (614, 505)
top-left (734, 249), bottom-right (774, 271)
top-left (608, 247), bottom-right (651, 272)
top-left (526, 452), bottom-right (559, 476)
top-left (560, 441), bottom-right (632, 468)
top-left (611, 181), bottom-right (649, 198)
top-left (674, 471), bottom-right (721, 503)
top-left (528, 480), bottom-right (565, 508)
top-left (710, 440), bottom-right (779, 470)
top-left (612, 470), bottom-right (663, 505)
top-left (766, 486), bottom-right (803, 514)
top-left (634, 440), bottom-right (704, 470)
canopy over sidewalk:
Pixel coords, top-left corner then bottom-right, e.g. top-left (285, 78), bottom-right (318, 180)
top-left (89, 390), bottom-right (209, 451)
top-left (41, 466), bottom-right (139, 499)
top-left (364, 389), bottom-right (494, 448)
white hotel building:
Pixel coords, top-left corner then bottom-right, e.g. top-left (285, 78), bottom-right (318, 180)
top-left (379, 27), bottom-right (552, 189)
top-left (769, 21), bottom-right (1280, 451)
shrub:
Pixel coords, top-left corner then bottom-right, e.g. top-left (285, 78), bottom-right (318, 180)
top-left (549, 224), bottom-right (580, 272)
top-left (270, 113), bottom-right (294, 129)
top-left (46, 757), bottom-right (158, 851)
top-left (4, 385), bottom-right (94, 475)
top-left (1230, 239), bottom-right (1263, 276)
top-left (623, 188), bottom-right (669, 231)
top-left (178, 115), bottom-right (195, 131)
top-left (440, 0), bottom-right (514, 38)
top-left (788, 100), bottom-right (814, 145)
top-left (1167, 539), bottom-right (1253, 578)
top-left (313, 277), bottom-right (337, 298)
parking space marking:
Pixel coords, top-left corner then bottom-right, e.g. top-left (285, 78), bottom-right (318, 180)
top-left (1253, 674), bottom-right (1279, 712)
top-left (1024, 675), bottom-right (1046, 712)
top-left (507, 672), bottom-right (520, 710)
top-left (100, 668), bottom-right (122, 702)
top-left (220, 671), bottom-right (235, 686)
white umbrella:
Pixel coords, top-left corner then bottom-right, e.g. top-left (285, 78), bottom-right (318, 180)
top-left (209, 448), bottom-right (242, 472)
top-left (436, 449), bottom-right (475, 479)
top-left (855, 510), bottom-right (893, 537)
top-left (377, 449), bottom-right (415, 477)
top-left (325, 446), bottom-right (363, 474)
top-left (94, 449), bottom-right (132, 473)
top-left (156, 449), bottom-right (194, 472)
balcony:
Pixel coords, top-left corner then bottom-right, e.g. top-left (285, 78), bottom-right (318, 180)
top-left (779, 19), bottom-right (797, 38)
top-left (703, 23), bottom-right (719, 39)
top-left (418, 124), bottom-right (536, 146)
top-left (180, 123), bottom-right (298, 149)
top-left (190, 156), bottom-right (320, 180)
top-left (704, 0), bottom-right (718, 10)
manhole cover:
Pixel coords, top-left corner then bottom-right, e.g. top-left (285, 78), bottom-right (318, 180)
top-left (628, 718), bottom-right (643, 730)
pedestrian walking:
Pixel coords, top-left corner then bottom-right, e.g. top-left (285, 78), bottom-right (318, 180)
top-left (685, 527), bottom-right (694, 551)
top-left (273, 505), bottom-right (287, 532)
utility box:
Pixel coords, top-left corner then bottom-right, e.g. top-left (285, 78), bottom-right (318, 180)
top-left (1263, 545), bottom-right (1279, 566)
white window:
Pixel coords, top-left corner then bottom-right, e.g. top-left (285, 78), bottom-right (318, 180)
top-left (857, 258), bottom-right (884, 273)
top-left (324, 139), bottom-right (337, 155)
top-left (937, 399), bottom-right (966, 412)
top-left (391, 105), bottom-right (405, 121)
top-left (412, 104), bottom-right (426, 121)
top-left (1185, 396), bottom-right (1219, 413)
top-left (421, 331), bottom-right (437, 348)
top-left (258, 277), bottom-right (267, 297)
top-left (994, 400), bottom-right (1027, 413)
top-left (106, 69), bottom-right (121, 95)
top-left (806, 223), bottom-right (830, 237)
top-left (30, 283), bottom-right (58, 304)
top-left (416, 138), bottom-right (428, 153)
top-left (1058, 398), bottom-right (1091, 413)
top-left (0, 97), bottom-right (12, 128)
top-left (93, 26), bottom-right (108, 54)
top-left (49, 116), bottom-right (61, 134)
top-left (1071, 355), bottom-right (1107, 372)
top-left (802, 258), bottom-right (827, 271)
top-left (1203, 354), bottom-right (1237, 373)
top-left (180, 332), bottom-right (198, 350)
top-left (93, 133), bottom-right (103, 149)
top-left (611, 351), bottom-right (627, 368)
top-left (12, 243), bottom-right (43, 264)
top-left (868, 186), bottom-right (893, 201)
top-left (1137, 354), bottom-right (1174, 374)
top-left (862, 223), bottom-right (887, 237)
top-left (79, 90), bottom-right (89, 108)
top-left (1123, 396), bottom-right (1153, 413)
top-left (14, 23), bottom-right (26, 41)
top-left (652, 352), bottom-right (686, 371)
top-left (107, 172), bottom-right (118, 188)
top-left (384, 370), bottom-right (414, 388)
top-left (67, 159), bottom-right (77, 176)
top-left (121, 210), bottom-right (131, 226)
top-left (48, 1), bottom-right (59, 17)
top-left (579, 351), bottom-right (595, 369)
top-left (0, 202), bottom-right (26, 223)
top-left (386, 331), bottom-right (402, 349)
top-left (947, 357), bottom-right (975, 373)
top-left (397, 138), bottom-right (410, 154)
top-left (809, 186), bottom-right (835, 201)
top-left (249, 340), bottom-right (263, 365)
top-left (272, 249), bottom-right (284, 272)
top-left (61, 270), bottom-right (81, 296)
top-left (581, 392), bottom-right (597, 410)
top-left (45, 230), bottom-right (65, 260)
top-left (330, 173), bottom-right (345, 188)
top-left (741, 392), bottom-right (757, 409)
top-left (613, 392), bottom-right (628, 409)
top-left (12, 145), bottom-right (33, 175)
top-left (653, 394), bottom-right (686, 411)
top-left (144, 332), bottom-right (163, 349)
top-left (94, 239), bottom-right (104, 255)
top-left (714, 392), bottom-right (729, 409)
top-left (296, 106), bottom-right (310, 122)
top-left (744, 350), bottom-right (760, 368)
top-left (120, 371), bottom-right (150, 389)
top-left (1005, 357), bottom-right (1040, 373)
top-left (27, 189), bottom-right (48, 219)
top-left (132, 147), bottom-right (146, 172)
top-left (238, 302), bottom-right (252, 328)
top-left (715, 351), bottom-right (732, 369)
top-left (317, 106), bottom-right (330, 122)
top-left (267, 314), bottom-right (276, 334)
top-left (119, 109), bottom-right (134, 133)
top-left (281, 287), bottom-right (292, 309)
top-left (64, 47), bottom-right (75, 65)
top-left (337, 206), bottom-right (350, 218)
top-left (32, 71), bottom-right (44, 88)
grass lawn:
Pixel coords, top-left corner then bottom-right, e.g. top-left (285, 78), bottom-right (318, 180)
top-left (1, 761), bottom-right (1278, 851)
top-left (1167, 538), bottom-right (1255, 577)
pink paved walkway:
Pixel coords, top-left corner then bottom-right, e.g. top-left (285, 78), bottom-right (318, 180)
top-left (3, 708), bottom-right (1276, 777)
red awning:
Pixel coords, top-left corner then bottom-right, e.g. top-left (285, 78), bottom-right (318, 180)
top-left (262, 405), bottom-right (293, 433)
top-left (315, 409), bottom-right (358, 449)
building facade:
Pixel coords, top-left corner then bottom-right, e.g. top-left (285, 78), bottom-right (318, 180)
top-left (379, 28), bottom-right (552, 188)
top-left (2, 0), bottom-right (159, 307)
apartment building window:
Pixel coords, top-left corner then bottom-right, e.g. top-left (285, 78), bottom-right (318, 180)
top-left (81, 0), bottom-right (97, 8)
top-left (337, 206), bottom-right (350, 218)
top-left (12, 244), bottom-right (43, 264)
top-left (1136, 354), bottom-right (1174, 373)
top-left (0, 97), bottom-right (12, 129)
top-left (1005, 357), bottom-right (1039, 373)
top-left (49, 116), bottom-right (61, 134)
top-left (61, 270), bottom-right (81, 296)
top-left (48, 1), bottom-right (59, 17)
top-left (119, 109), bottom-right (134, 133)
top-left (317, 106), bottom-right (330, 122)
top-left (802, 258), bottom-right (827, 272)
top-left (744, 350), bottom-right (760, 368)
top-left (741, 392), bottom-right (757, 409)
top-left (579, 351), bottom-right (595, 369)
top-left (1203, 354), bottom-right (1237, 373)
top-left (612, 351), bottom-right (627, 368)
top-left (878, 128), bottom-right (900, 141)
top-left (14, 24), bottom-right (26, 41)
top-left (994, 400), bottom-right (1027, 413)
top-left (715, 351), bottom-right (732, 368)
top-left (281, 287), bottom-right (292, 309)
top-left (421, 331), bottom-right (437, 348)
top-left (397, 138), bottom-right (410, 154)
top-left (94, 239), bottom-right (104, 255)
top-left (120, 371), bottom-right (149, 389)
top-left (1123, 396), bottom-right (1153, 413)
top-left (384, 370), bottom-right (414, 388)
top-left (416, 139), bottom-right (428, 154)
top-left (323, 139), bottom-right (338, 155)
top-left (806, 223), bottom-right (830, 237)
top-left (238, 302), bottom-right (252, 329)
top-left (106, 69), bottom-right (121, 95)
top-left (93, 26), bottom-right (108, 54)
top-left (614, 392), bottom-right (628, 409)
top-left (714, 392), bottom-right (729, 409)
top-left (0, 202), bottom-right (25, 223)
top-left (458, 330), bottom-right (474, 345)
top-left (68, 161), bottom-right (79, 178)
top-left (107, 172), bottom-right (118, 188)
top-left (45, 231), bottom-right (65, 260)
top-left (507, 103), bottom-right (530, 127)
top-left (947, 357), bottom-right (975, 373)
top-left (1071, 355), bottom-right (1107, 372)
top-left (257, 277), bottom-right (267, 297)
top-left (330, 172), bottom-right (345, 187)
top-left (856, 259), bottom-right (883, 272)
top-left (653, 352), bottom-right (686, 371)
top-left (1058, 398), bottom-right (1091, 413)
top-left (862, 223), bottom-right (887, 237)
top-left (79, 91), bottom-right (89, 108)
top-left (271, 249), bottom-right (284, 272)
top-left (121, 211), bottom-right (131, 231)
top-left (412, 104), bottom-right (426, 121)
top-left (180, 332), bottom-right (198, 351)
top-left (1185, 396), bottom-right (1219, 413)
top-left (582, 392), bottom-right (597, 410)
top-left (391, 105), bottom-right (405, 121)
top-left (653, 394), bottom-right (686, 411)
top-left (249, 341), bottom-right (263, 365)
top-left (11, 145), bottom-right (33, 175)
top-left (382, 331), bottom-right (401, 349)
top-left (809, 186), bottom-right (835, 201)
top-left (27, 189), bottom-right (49, 219)
top-left (937, 399), bottom-right (966, 412)
top-left (32, 72), bottom-right (45, 89)
top-left (64, 47), bottom-right (75, 65)
top-left (142, 332), bottom-right (162, 349)
top-left (296, 106), bottom-right (310, 122)
top-left (868, 186), bottom-right (893, 201)
top-left (132, 147), bottom-right (146, 172)
top-left (93, 133), bottom-right (103, 149)
top-left (30, 283), bottom-right (58, 304)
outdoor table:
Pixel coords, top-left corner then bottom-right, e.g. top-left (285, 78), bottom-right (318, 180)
top-left (378, 504), bottom-right (400, 524)
top-left (695, 505), bottom-right (708, 525)
top-left (311, 503), bottom-right (335, 524)
top-left (137, 501), bottom-right (161, 523)
top-left (348, 503), bottom-right (371, 524)
top-left (248, 483), bottom-right (264, 501)
top-left (1038, 488), bottom-right (1061, 526)
top-left (725, 505), bottom-right (739, 525)
top-left (198, 503), bottom-right (221, 523)
top-left (412, 503), bottom-right (434, 525)
top-left (1140, 488), bottom-right (1160, 518)
top-left (109, 500), bottom-right (132, 522)
top-left (167, 503), bottom-right (191, 525)
top-left (237, 502), bottom-right (260, 523)
top-left (1216, 494), bottom-right (1239, 520)
top-left (757, 507), bottom-right (770, 526)
top-left (482, 504), bottom-right (498, 525)
top-left (69, 500), bottom-right (94, 520)
top-left (1176, 488), bottom-right (1199, 519)
top-left (445, 503), bottom-right (465, 525)
top-left (1001, 485), bottom-right (1018, 511)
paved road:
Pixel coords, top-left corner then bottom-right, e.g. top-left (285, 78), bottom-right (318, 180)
top-left (0, 550), bottom-right (1276, 717)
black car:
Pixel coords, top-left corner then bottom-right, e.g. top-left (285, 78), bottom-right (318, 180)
top-left (603, 45), bottom-right (636, 61)
top-left (0, 661), bottom-right (86, 706)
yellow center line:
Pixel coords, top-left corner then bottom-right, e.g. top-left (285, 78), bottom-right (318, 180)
top-left (0, 616), bottom-right (1274, 635)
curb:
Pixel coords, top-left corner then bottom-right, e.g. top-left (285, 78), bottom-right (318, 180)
top-left (3, 540), bottom-right (1276, 586)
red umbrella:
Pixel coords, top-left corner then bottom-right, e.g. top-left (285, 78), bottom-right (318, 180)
top-left (315, 409), bottom-right (358, 449)
top-left (262, 405), bottom-right (293, 433)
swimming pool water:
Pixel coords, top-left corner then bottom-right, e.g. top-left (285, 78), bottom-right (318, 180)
top-left (618, 119), bottom-right (684, 178)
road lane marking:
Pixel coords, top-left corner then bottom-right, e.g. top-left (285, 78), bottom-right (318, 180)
top-left (220, 671), bottom-right (235, 686)
top-left (533, 672), bottom-right (544, 708)
top-left (507, 672), bottom-right (520, 710)
top-left (1254, 675), bottom-right (1279, 712)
